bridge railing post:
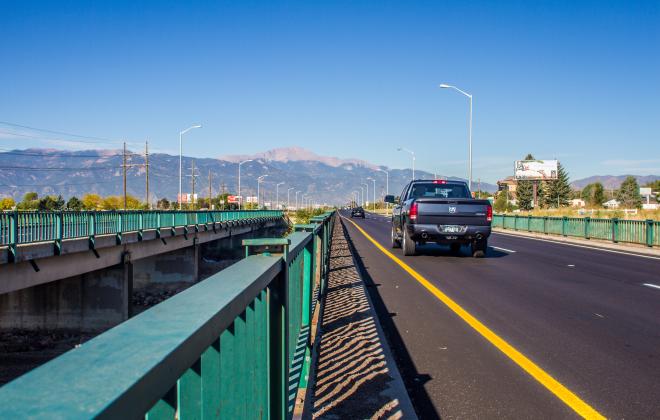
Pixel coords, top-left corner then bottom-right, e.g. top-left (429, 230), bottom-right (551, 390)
top-left (117, 211), bottom-right (123, 245)
top-left (88, 211), bottom-right (96, 249)
top-left (646, 219), bottom-right (654, 247)
top-left (584, 217), bottom-right (591, 239)
top-left (55, 212), bottom-right (63, 255)
top-left (9, 210), bottom-right (18, 262)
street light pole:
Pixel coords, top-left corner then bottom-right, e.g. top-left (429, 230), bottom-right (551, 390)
top-left (367, 178), bottom-right (376, 212)
top-left (439, 83), bottom-right (473, 190)
top-left (361, 182), bottom-right (368, 209)
top-left (238, 159), bottom-right (253, 210)
top-left (376, 168), bottom-right (389, 197)
top-left (276, 182), bottom-right (285, 210)
top-left (287, 187), bottom-right (294, 209)
top-left (257, 175), bottom-right (268, 209)
top-left (397, 147), bottom-right (415, 180)
top-left (359, 186), bottom-right (365, 206)
top-left (295, 190), bottom-right (301, 210)
top-left (179, 124), bottom-right (202, 209)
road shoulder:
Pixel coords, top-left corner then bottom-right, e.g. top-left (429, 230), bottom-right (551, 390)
top-left (305, 216), bottom-right (416, 419)
top-left (492, 227), bottom-right (660, 257)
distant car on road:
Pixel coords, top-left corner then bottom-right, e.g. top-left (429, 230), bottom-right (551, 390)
top-left (351, 206), bottom-right (365, 218)
top-left (386, 179), bottom-right (492, 257)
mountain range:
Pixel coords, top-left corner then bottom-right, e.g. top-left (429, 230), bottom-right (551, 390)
top-left (0, 147), bottom-right (496, 205)
top-left (570, 175), bottom-right (660, 190)
top-left (1, 147), bottom-right (655, 205)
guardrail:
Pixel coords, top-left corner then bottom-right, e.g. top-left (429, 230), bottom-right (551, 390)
top-left (493, 214), bottom-right (659, 247)
top-left (0, 211), bottom-right (335, 419)
top-left (0, 210), bottom-right (283, 261)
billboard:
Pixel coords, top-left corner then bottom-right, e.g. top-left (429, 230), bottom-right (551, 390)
top-left (514, 160), bottom-right (558, 180)
top-left (227, 195), bottom-right (239, 204)
top-left (177, 193), bottom-right (198, 203)
top-left (639, 187), bottom-right (652, 196)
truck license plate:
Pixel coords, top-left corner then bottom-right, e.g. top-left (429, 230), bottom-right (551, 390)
top-left (439, 225), bottom-right (467, 234)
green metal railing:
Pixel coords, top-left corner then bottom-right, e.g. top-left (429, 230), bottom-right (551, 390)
top-left (0, 210), bottom-right (283, 261)
top-left (0, 211), bottom-right (335, 419)
top-left (493, 214), bottom-right (659, 247)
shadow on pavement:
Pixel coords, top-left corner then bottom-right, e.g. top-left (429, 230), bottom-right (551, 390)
top-left (341, 219), bottom-right (441, 420)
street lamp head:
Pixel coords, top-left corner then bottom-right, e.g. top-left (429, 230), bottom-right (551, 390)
top-left (181, 125), bottom-right (202, 135)
top-left (439, 84), bottom-right (451, 88)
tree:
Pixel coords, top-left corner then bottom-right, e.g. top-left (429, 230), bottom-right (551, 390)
top-left (82, 194), bottom-right (103, 210)
top-left (66, 196), bottom-right (83, 211)
top-left (125, 195), bottom-right (142, 209)
top-left (0, 197), bottom-right (15, 210)
top-left (102, 196), bottom-right (122, 210)
top-left (516, 154), bottom-right (536, 210)
top-left (23, 192), bottom-right (38, 202)
top-left (157, 198), bottom-right (171, 210)
top-left (542, 162), bottom-right (571, 208)
top-left (493, 191), bottom-right (509, 213)
top-left (616, 176), bottom-right (642, 209)
top-left (581, 182), bottom-right (605, 207)
top-left (17, 192), bottom-right (39, 210)
top-left (38, 195), bottom-right (65, 211)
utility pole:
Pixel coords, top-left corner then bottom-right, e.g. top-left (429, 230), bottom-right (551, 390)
top-left (208, 170), bottom-right (212, 210)
top-left (123, 141), bottom-right (128, 209)
top-left (191, 160), bottom-right (196, 210)
top-left (145, 141), bottom-right (150, 209)
top-left (185, 160), bottom-right (199, 210)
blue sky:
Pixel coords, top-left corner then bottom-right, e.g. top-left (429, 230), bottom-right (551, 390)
top-left (1, 0), bottom-right (658, 183)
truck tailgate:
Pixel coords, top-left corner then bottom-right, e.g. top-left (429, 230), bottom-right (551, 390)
top-left (415, 199), bottom-right (491, 226)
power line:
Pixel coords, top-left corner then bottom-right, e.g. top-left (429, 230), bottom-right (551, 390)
top-left (0, 148), bottom-right (122, 158)
top-left (0, 166), bottom-right (119, 171)
top-left (0, 180), bottom-right (119, 188)
top-left (0, 121), bottom-right (118, 143)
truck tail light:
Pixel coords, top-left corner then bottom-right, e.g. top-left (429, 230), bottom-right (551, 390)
top-left (486, 204), bottom-right (493, 222)
top-left (432, 179), bottom-right (447, 184)
top-left (410, 202), bottom-right (418, 221)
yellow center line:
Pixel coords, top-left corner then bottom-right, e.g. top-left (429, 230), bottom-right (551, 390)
top-left (341, 215), bottom-right (605, 420)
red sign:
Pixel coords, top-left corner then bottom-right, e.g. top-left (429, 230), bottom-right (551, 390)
top-left (227, 195), bottom-right (239, 203)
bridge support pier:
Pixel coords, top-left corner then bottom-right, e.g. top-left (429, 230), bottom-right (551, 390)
top-left (0, 258), bottom-right (134, 333)
top-left (132, 244), bottom-right (199, 289)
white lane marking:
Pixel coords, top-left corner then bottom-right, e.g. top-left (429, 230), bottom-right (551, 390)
top-left (491, 246), bottom-right (517, 253)
top-left (567, 264), bottom-right (575, 268)
top-left (493, 231), bottom-right (660, 261)
top-left (643, 283), bottom-right (660, 290)
top-left (594, 313), bottom-right (605, 318)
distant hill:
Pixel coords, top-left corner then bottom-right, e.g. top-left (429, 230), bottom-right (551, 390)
top-left (0, 147), bottom-right (498, 205)
top-left (571, 175), bottom-right (660, 190)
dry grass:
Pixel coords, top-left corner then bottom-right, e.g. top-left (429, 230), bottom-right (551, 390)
top-left (503, 207), bottom-right (660, 221)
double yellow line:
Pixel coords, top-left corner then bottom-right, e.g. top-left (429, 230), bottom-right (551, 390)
top-left (342, 216), bottom-right (605, 419)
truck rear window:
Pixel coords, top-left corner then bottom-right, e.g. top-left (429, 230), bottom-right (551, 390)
top-left (410, 183), bottom-right (470, 199)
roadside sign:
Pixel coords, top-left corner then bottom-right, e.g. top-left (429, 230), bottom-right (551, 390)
top-left (514, 160), bottom-right (558, 180)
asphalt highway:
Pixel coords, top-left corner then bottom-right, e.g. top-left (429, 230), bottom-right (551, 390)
top-left (339, 210), bottom-right (660, 419)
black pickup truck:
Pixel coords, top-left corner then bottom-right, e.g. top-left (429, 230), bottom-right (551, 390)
top-left (385, 179), bottom-right (492, 257)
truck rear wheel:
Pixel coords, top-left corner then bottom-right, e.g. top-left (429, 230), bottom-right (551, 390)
top-left (471, 239), bottom-right (487, 258)
top-left (402, 225), bottom-right (417, 256)
top-left (391, 225), bottom-right (401, 248)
